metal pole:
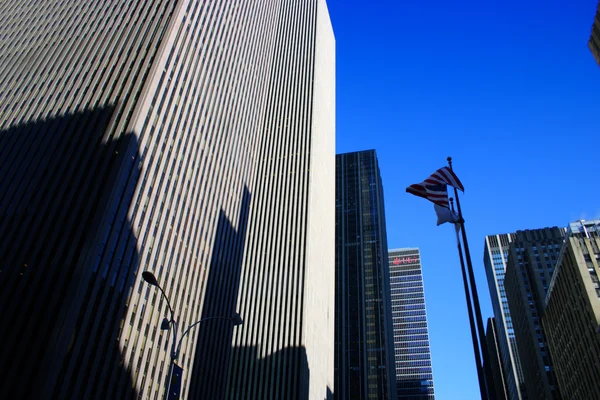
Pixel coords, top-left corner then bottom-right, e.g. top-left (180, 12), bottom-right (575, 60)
top-left (447, 157), bottom-right (494, 399)
top-left (450, 198), bottom-right (487, 400)
top-left (164, 320), bottom-right (178, 400)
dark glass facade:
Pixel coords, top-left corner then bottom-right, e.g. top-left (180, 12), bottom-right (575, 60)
top-left (388, 248), bottom-right (435, 400)
top-left (484, 234), bottom-right (526, 400)
top-left (335, 150), bottom-right (396, 400)
top-left (486, 317), bottom-right (509, 400)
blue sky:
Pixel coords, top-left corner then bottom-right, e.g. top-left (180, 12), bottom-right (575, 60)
top-left (327, 0), bottom-right (600, 398)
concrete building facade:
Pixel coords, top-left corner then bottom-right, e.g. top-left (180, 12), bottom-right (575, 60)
top-left (503, 227), bottom-right (565, 400)
top-left (0, 1), bottom-right (335, 399)
top-left (543, 220), bottom-right (600, 399)
top-left (388, 248), bottom-right (435, 400)
top-left (334, 150), bottom-right (397, 400)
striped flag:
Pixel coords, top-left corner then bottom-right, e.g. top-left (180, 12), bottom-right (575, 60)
top-left (422, 166), bottom-right (464, 192)
top-left (406, 182), bottom-right (450, 208)
top-left (406, 167), bottom-right (465, 208)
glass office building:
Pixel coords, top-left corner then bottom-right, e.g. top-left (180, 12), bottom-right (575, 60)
top-left (484, 233), bottom-right (526, 400)
top-left (335, 150), bottom-right (397, 400)
top-left (388, 248), bottom-right (435, 400)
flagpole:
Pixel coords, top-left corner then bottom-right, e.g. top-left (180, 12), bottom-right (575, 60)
top-left (447, 157), bottom-right (495, 399)
top-left (450, 198), bottom-right (487, 400)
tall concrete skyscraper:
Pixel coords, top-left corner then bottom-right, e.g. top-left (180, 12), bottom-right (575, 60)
top-left (544, 220), bottom-right (600, 398)
top-left (334, 150), bottom-right (397, 400)
top-left (388, 248), bottom-right (435, 400)
top-left (503, 228), bottom-right (565, 400)
top-left (0, 1), bottom-right (335, 399)
top-left (484, 228), bottom-right (565, 400)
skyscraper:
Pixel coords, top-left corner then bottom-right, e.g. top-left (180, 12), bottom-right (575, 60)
top-left (589, 0), bottom-right (600, 66)
top-left (388, 248), bottom-right (435, 400)
top-left (485, 317), bottom-right (509, 400)
top-left (0, 1), bottom-right (335, 399)
top-left (335, 150), bottom-right (397, 400)
top-left (484, 233), bottom-right (526, 400)
top-left (543, 220), bottom-right (600, 398)
top-left (503, 228), bottom-right (565, 400)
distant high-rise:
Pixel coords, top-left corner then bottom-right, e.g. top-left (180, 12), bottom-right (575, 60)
top-left (388, 248), bottom-right (435, 400)
top-left (334, 150), bottom-right (397, 400)
top-left (484, 233), bottom-right (526, 400)
top-left (485, 318), bottom-right (509, 400)
top-left (503, 228), bottom-right (565, 400)
top-left (589, 0), bottom-right (600, 65)
top-left (0, 1), bottom-right (335, 399)
top-left (543, 220), bottom-right (600, 398)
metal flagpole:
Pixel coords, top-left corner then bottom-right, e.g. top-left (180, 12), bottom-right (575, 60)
top-left (447, 157), bottom-right (495, 399)
top-left (450, 198), bottom-right (487, 400)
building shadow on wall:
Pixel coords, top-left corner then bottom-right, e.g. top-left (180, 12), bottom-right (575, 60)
top-left (0, 106), bottom-right (140, 399)
top-left (187, 187), bottom-right (251, 398)
top-left (227, 346), bottom-right (310, 400)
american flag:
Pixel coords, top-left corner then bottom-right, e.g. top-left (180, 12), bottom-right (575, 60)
top-left (406, 182), bottom-right (450, 208)
top-left (406, 166), bottom-right (465, 208)
top-left (422, 166), bottom-right (464, 192)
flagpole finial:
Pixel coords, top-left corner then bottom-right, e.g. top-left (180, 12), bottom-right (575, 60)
top-left (447, 156), bottom-right (453, 168)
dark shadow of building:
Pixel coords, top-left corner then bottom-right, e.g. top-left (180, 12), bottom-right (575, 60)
top-left (188, 188), bottom-right (251, 398)
top-left (0, 106), bottom-right (140, 399)
top-left (226, 346), bottom-right (310, 400)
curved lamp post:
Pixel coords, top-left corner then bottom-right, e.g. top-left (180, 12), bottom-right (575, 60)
top-left (142, 270), bottom-right (242, 400)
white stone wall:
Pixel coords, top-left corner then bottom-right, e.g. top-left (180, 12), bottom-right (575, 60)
top-left (304, 0), bottom-right (336, 398)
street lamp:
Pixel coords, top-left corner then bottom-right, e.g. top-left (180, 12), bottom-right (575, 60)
top-left (141, 270), bottom-right (243, 400)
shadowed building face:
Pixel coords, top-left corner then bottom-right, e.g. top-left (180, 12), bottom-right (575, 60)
top-left (0, 0), bottom-right (335, 399)
top-left (0, 107), bottom-right (142, 399)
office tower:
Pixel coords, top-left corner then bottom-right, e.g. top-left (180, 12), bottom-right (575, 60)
top-left (543, 220), bottom-right (600, 398)
top-left (334, 150), bottom-right (397, 400)
top-left (503, 228), bottom-right (565, 400)
top-left (589, 0), bottom-right (600, 66)
top-left (484, 233), bottom-right (526, 400)
top-left (0, 1), bottom-right (335, 399)
top-left (388, 248), bottom-right (435, 400)
top-left (485, 318), bottom-right (509, 400)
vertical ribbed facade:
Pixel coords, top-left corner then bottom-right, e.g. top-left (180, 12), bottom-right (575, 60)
top-left (483, 233), bottom-right (525, 400)
top-left (388, 248), bottom-right (435, 400)
top-left (0, 1), bottom-right (335, 399)
top-left (503, 228), bottom-right (565, 400)
top-left (543, 220), bottom-right (600, 399)
top-left (334, 150), bottom-right (397, 400)
top-left (220, 0), bottom-right (336, 399)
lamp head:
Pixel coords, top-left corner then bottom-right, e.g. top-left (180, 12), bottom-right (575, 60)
top-left (160, 317), bottom-right (171, 331)
top-left (142, 271), bottom-right (159, 286)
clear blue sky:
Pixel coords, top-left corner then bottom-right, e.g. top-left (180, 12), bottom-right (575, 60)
top-left (327, 0), bottom-right (600, 398)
